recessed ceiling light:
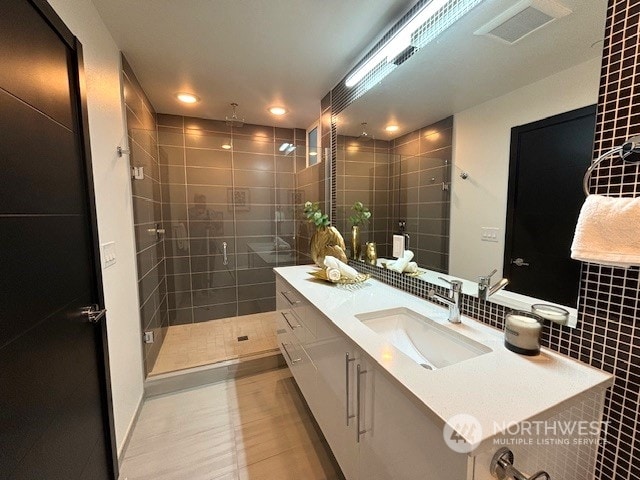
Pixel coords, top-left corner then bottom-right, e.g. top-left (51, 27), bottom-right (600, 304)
top-left (221, 142), bottom-right (232, 150)
top-left (279, 142), bottom-right (290, 152)
top-left (268, 106), bottom-right (288, 116)
top-left (385, 125), bottom-right (399, 132)
top-left (309, 151), bottom-right (318, 156)
top-left (176, 92), bottom-right (200, 104)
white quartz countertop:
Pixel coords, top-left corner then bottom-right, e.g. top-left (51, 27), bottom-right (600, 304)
top-left (274, 265), bottom-right (613, 449)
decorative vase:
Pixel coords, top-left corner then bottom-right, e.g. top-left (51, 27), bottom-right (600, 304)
top-left (365, 242), bottom-right (377, 265)
top-left (351, 225), bottom-right (362, 260)
top-left (310, 226), bottom-right (348, 267)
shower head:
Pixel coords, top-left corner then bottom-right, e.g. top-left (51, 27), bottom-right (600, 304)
top-left (225, 102), bottom-right (244, 127)
top-left (358, 122), bottom-right (373, 142)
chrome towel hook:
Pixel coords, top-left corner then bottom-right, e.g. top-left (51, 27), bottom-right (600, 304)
top-left (117, 146), bottom-right (131, 157)
top-left (490, 447), bottom-right (550, 480)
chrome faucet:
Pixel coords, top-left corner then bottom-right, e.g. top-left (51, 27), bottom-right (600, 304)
top-left (428, 277), bottom-right (463, 324)
top-left (478, 269), bottom-right (509, 301)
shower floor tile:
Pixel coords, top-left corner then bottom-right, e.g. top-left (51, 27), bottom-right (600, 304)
top-left (150, 311), bottom-right (279, 376)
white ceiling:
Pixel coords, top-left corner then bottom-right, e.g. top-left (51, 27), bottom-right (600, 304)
top-left (92, 0), bottom-right (417, 128)
top-left (337, 0), bottom-right (607, 139)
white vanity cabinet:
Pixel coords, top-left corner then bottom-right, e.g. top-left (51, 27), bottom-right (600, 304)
top-left (357, 364), bottom-right (469, 480)
top-left (275, 278), bottom-right (316, 409)
top-left (312, 299), bottom-right (468, 480)
top-left (276, 274), bottom-right (468, 480)
top-left (275, 269), bottom-right (611, 480)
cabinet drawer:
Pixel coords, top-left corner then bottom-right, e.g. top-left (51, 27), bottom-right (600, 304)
top-left (278, 309), bottom-right (309, 344)
top-left (290, 343), bottom-right (316, 404)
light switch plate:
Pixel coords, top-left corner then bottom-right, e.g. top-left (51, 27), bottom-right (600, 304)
top-left (481, 227), bottom-right (499, 243)
top-left (102, 241), bottom-right (117, 268)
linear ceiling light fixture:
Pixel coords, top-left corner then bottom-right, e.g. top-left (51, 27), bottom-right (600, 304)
top-left (345, 0), bottom-right (485, 89)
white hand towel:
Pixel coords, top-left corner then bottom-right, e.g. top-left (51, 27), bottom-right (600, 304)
top-left (571, 195), bottom-right (640, 268)
top-left (324, 255), bottom-right (359, 280)
top-left (326, 267), bottom-right (341, 282)
top-left (389, 250), bottom-right (415, 273)
top-left (404, 262), bottom-right (418, 273)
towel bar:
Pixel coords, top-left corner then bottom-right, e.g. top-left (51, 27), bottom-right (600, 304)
top-left (582, 135), bottom-right (640, 197)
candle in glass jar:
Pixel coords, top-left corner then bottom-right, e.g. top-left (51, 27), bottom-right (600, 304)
top-left (505, 312), bottom-right (543, 354)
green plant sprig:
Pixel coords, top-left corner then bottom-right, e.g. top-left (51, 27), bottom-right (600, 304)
top-left (303, 201), bottom-right (330, 228)
top-left (349, 201), bottom-right (371, 226)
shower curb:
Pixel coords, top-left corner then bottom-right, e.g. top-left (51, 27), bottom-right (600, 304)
top-left (144, 350), bottom-right (285, 398)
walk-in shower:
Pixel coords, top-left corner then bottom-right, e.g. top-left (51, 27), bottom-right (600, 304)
top-left (148, 114), bottom-right (305, 375)
top-left (123, 58), bottom-right (309, 376)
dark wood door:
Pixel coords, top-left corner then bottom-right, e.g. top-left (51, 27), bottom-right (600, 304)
top-left (0, 1), bottom-right (116, 478)
top-left (504, 105), bottom-right (596, 307)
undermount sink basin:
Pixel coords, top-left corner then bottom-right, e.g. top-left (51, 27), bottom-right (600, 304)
top-left (355, 307), bottom-right (491, 369)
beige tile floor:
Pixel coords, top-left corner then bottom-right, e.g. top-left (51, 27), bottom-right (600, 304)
top-left (151, 312), bottom-right (279, 376)
top-left (119, 368), bottom-right (344, 480)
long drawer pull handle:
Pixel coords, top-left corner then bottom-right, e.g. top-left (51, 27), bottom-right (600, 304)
top-left (281, 342), bottom-right (301, 364)
top-left (281, 311), bottom-right (300, 330)
top-left (356, 363), bottom-right (367, 443)
top-left (345, 353), bottom-right (356, 426)
top-left (281, 290), bottom-right (300, 305)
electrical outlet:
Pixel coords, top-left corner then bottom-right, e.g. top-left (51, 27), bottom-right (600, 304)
top-left (481, 227), bottom-right (499, 243)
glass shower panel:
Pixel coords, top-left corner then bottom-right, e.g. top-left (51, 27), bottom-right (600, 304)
top-left (234, 127), bottom-right (281, 317)
top-left (188, 182), bottom-right (236, 323)
top-left (159, 118), bottom-right (301, 327)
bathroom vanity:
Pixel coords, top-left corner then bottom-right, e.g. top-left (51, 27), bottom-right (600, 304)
top-left (275, 266), bottom-right (612, 480)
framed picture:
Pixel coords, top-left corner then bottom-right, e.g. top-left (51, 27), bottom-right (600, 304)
top-left (227, 187), bottom-right (250, 211)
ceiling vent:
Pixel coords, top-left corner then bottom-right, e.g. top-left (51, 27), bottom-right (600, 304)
top-left (474, 0), bottom-right (572, 45)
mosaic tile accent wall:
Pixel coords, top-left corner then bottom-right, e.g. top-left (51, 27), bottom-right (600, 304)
top-left (122, 55), bottom-right (168, 374)
top-left (345, 1), bottom-right (640, 477)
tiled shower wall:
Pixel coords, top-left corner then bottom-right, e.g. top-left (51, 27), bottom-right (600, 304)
top-left (389, 116), bottom-right (452, 272)
top-left (156, 114), bottom-right (299, 325)
top-left (295, 148), bottom-right (327, 264)
top-left (339, 1), bottom-right (640, 477)
top-left (335, 136), bottom-right (392, 258)
top-left (334, 115), bottom-right (452, 264)
top-left (122, 56), bottom-right (168, 373)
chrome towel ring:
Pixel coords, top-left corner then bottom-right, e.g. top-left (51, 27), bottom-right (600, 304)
top-left (582, 135), bottom-right (640, 197)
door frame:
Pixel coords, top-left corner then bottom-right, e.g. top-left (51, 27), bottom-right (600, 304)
top-left (29, 0), bottom-right (119, 477)
top-left (503, 104), bottom-right (597, 280)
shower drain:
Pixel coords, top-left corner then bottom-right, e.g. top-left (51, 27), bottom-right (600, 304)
top-left (237, 335), bottom-right (249, 342)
